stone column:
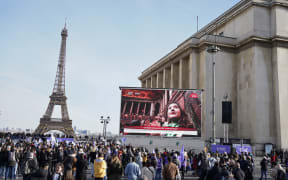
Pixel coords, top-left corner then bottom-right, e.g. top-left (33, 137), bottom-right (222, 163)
top-left (272, 46), bottom-right (288, 148)
top-left (189, 51), bottom-right (198, 89)
top-left (147, 78), bottom-right (151, 88)
top-left (163, 67), bottom-right (171, 88)
top-left (179, 58), bottom-right (189, 89)
top-left (141, 81), bottom-right (145, 88)
top-left (151, 75), bottom-right (157, 88)
top-left (157, 71), bottom-right (163, 88)
top-left (179, 59), bottom-right (183, 89)
top-left (171, 62), bottom-right (179, 89)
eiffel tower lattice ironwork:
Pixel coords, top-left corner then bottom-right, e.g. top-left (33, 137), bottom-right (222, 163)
top-left (34, 25), bottom-right (75, 137)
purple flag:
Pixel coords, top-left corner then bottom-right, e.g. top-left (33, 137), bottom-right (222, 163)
top-left (180, 144), bottom-right (185, 165)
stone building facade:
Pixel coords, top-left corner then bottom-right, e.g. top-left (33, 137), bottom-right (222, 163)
top-left (138, 0), bottom-right (288, 149)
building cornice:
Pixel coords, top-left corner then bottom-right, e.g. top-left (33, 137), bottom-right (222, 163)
top-left (138, 35), bottom-right (288, 81)
top-left (139, 0), bottom-right (288, 81)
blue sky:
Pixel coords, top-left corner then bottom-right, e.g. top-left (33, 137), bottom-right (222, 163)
top-left (0, 0), bottom-right (240, 134)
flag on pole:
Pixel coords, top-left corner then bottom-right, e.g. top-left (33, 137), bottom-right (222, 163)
top-left (51, 134), bottom-right (56, 147)
top-left (180, 144), bottom-right (185, 165)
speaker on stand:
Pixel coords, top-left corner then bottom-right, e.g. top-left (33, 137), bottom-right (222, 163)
top-left (222, 101), bottom-right (232, 143)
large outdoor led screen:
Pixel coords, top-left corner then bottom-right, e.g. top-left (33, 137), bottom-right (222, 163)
top-left (119, 88), bottom-right (202, 137)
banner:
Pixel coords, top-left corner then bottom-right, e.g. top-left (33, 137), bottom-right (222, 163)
top-left (46, 137), bottom-right (74, 142)
top-left (119, 88), bottom-right (202, 137)
top-left (265, 144), bottom-right (273, 155)
top-left (211, 145), bottom-right (231, 154)
top-left (235, 145), bottom-right (252, 154)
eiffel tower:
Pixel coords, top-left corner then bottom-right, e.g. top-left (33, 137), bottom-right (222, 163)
top-left (34, 25), bottom-right (75, 137)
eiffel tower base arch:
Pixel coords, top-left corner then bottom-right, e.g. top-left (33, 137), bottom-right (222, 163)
top-left (34, 118), bottom-right (76, 137)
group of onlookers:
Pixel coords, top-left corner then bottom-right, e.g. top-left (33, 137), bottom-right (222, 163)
top-left (1, 133), bottom-right (288, 180)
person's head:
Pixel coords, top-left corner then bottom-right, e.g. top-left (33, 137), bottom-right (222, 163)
top-left (130, 156), bottom-right (136, 162)
top-left (236, 162), bottom-right (241, 169)
top-left (167, 155), bottom-right (172, 163)
top-left (167, 102), bottom-right (182, 122)
top-left (98, 152), bottom-right (104, 158)
top-left (145, 159), bottom-right (151, 167)
top-left (41, 162), bottom-right (49, 170)
top-left (55, 163), bottom-right (63, 174)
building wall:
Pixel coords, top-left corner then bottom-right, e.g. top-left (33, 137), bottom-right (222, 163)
top-left (138, 0), bottom-right (288, 149)
top-left (275, 5), bottom-right (288, 37)
top-left (275, 46), bottom-right (288, 148)
top-left (217, 6), bottom-right (254, 40)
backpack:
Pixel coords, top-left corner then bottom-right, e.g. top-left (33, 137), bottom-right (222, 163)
top-left (20, 160), bottom-right (31, 175)
top-left (8, 151), bottom-right (16, 162)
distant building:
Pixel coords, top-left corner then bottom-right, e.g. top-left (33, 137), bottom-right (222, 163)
top-left (138, 0), bottom-right (288, 150)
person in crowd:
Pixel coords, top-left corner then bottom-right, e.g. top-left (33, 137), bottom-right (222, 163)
top-left (154, 152), bottom-right (163, 180)
top-left (31, 162), bottom-right (49, 180)
top-left (38, 147), bottom-right (49, 168)
top-left (56, 147), bottom-right (65, 164)
top-left (5, 146), bottom-right (18, 180)
top-left (276, 163), bottom-right (286, 180)
top-left (48, 162), bottom-right (64, 180)
top-left (125, 156), bottom-right (141, 180)
top-left (232, 162), bottom-right (245, 180)
top-left (21, 152), bottom-right (38, 180)
top-left (94, 152), bottom-right (107, 180)
top-left (0, 147), bottom-right (6, 179)
top-left (107, 152), bottom-right (123, 180)
top-left (135, 151), bottom-right (143, 169)
top-left (75, 151), bottom-right (88, 180)
top-left (206, 161), bottom-right (220, 180)
top-left (141, 159), bottom-right (155, 180)
top-left (162, 155), bottom-right (178, 180)
top-left (271, 162), bottom-right (278, 180)
top-left (243, 156), bottom-right (253, 180)
top-left (89, 145), bottom-right (97, 178)
top-left (63, 153), bottom-right (76, 180)
top-left (260, 156), bottom-right (268, 180)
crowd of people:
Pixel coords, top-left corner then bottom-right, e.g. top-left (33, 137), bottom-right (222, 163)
top-left (0, 133), bottom-right (288, 180)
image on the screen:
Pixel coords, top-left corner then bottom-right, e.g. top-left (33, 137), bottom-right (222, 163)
top-left (119, 88), bottom-right (202, 137)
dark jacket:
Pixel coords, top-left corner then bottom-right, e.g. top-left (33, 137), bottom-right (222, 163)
top-left (0, 151), bottom-right (5, 166)
top-left (260, 158), bottom-right (268, 171)
top-left (233, 167), bottom-right (245, 180)
top-left (7, 150), bottom-right (17, 167)
top-left (31, 168), bottom-right (49, 180)
top-left (38, 150), bottom-right (48, 167)
top-left (76, 156), bottom-right (88, 180)
top-left (48, 173), bottom-right (64, 180)
top-left (21, 157), bottom-right (39, 179)
top-left (206, 165), bottom-right (220, 180)
top-left (107, 160), bottom-right (123, 178)
top-left (89, 151), bottom-right (97, 163)
top-left (243, 161), bottom-right (253, 180)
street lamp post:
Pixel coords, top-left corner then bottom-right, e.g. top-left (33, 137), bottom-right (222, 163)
top-left (207, 45), bottom-right (220, 143)
top-left (100, 116), bottom-right (110, 139)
